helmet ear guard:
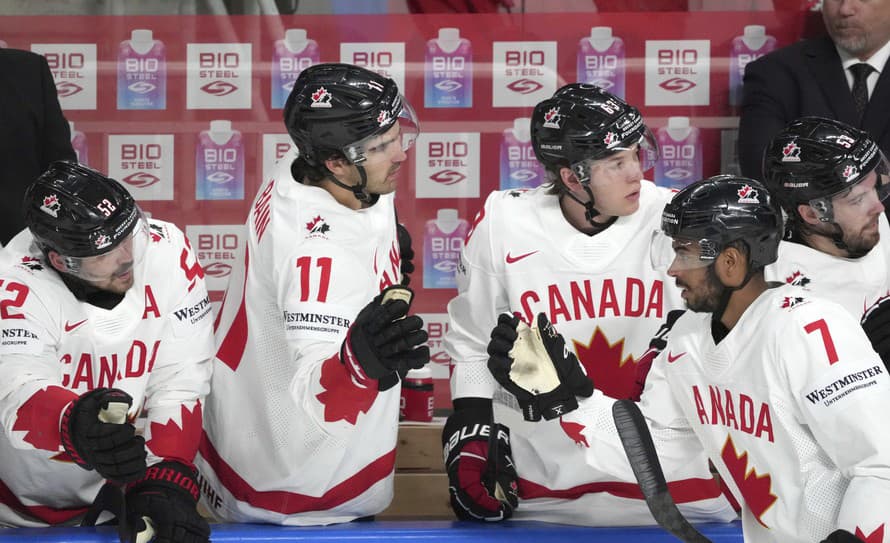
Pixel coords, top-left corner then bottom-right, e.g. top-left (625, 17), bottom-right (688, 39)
top-left (283, 63), bottom-right (419, 168)
top-left (656, 175), bottom-right (783, 272)
top-left (24, 161), bottom-right (149, 282)
top-left (530, 83), bottom-right (657, 181)
top-left (762, 116), bottom-right (890, 223)
top-left (25, 161), bottom-right (141, 257)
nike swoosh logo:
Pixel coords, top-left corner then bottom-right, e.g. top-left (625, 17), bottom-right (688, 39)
top-left (64, 319), bottom-right (88, 332)
top-left (506, 250), bottom-right (538, 264)
top-left (667, 351), bottom-right (686, 363)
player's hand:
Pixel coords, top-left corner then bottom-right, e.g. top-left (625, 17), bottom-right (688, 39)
top-left (397, 223), bottom-right (415, 286)
top-left (487, 313), bottom-right (592, 421)
top-left (630, 310), bottom-right (685, 401)
top-left (341, 285), bottom-right (429, 387)
top-left (125, 461), bottom-right (210, 543)
top-left (60, 388), bottom-right (147, 483)
top-left (819, 530), bottom-right (865, 543)
top-left (861, 295), bottom-right (890, 370)
top-left (442, 403), bottom-right (518, 522)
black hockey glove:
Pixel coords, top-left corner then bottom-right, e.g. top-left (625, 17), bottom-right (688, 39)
top-left (819, 530), bottom-right (865, 543)
top-left (442, 401), bottom-right (518, 522)
top-left (60, 388), bottom-right (147, 483)
top-left (630, 310), bottom-right (685, 401)
top-left (341, 285), bottom-right (429, 390)
top-left (861, 295), bottom-right (890, 370)
top-left (125, 461), bottom-right (210, 543)
top-left (397, 223), bottom-right (415, 286)
top-left (487, 313), bottom-right (593, 421)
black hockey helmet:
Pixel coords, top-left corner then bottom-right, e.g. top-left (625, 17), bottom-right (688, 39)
top-left (530, 83), bottom-right (656, 183)
top-left (283, 63), bottom-right (418, 166)
top-left (659, 175), bottom-right (782, 270)
top-left (762, 116), bottom-right (890, 219)
top-left (25, 161), bottom-right (142, 259)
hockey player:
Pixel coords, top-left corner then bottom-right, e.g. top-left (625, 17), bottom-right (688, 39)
top-left (0, 161), bottom-right (213, 543)
top-left (761, 117), bottom-right (890, 369)
top-left (490, 176), bottom-right (890, 543)
top-left (195, 63), bottom-right (430, 525)
top-left (442, 83), bottom-right (736, 524)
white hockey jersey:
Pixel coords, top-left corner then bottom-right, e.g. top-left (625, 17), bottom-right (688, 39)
top-left (196, 149), bottom-right (405, 525)
top-left (446, 182), bottom-right (737, 525)
top-left (0, 221), bottom-right (214, 527)
top-left (607, 284), bottom-right (890, 543)
top-left (765, 213), bottom-right (890, 319)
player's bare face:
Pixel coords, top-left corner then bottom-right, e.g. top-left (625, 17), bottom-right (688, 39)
top-left (80, 238), bottom-right (136, 294)
top-left (823, 173), bottom-right (884, 256)
top-left (668, 244), bottom-right (724, 313)
top-left (358, 123), bottom-right (408, 195)
top-left (587, 148), bottom-right (644, 217)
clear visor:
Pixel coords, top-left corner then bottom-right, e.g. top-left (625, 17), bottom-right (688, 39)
top-left (650, 230), bottom-right (717, 272)
top-left (811, 154), bottom-right (890, 219)
top-left (63, 212), bottom-right (150, 282)
top-left (570, 127), bottom-right (658, 186)
top-left (344, 97), bottom-right (420, 166)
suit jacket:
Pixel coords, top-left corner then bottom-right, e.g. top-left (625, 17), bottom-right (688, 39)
top-left (738, 35), bottom-right (890, 181)
top-left (0, 48), bottom-right (76, 246)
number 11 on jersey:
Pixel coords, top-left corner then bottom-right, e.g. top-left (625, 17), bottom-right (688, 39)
top-left (296, 256), bottom-right (331, 302)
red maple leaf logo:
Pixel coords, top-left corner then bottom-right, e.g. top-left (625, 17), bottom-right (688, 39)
top-left (145, 402), bottom-right (203, 461)
top-left (855, 524), bottom-right (885, 543)
top-left (315, 355), bottom-right (378, 425)
top-left (573, 327), bottom-right (637, 400)
top-left (12, 388), bottom-right (77, 452)
top-left (312, 87), bottom-right (328, 102)
top-left (721, 435), bottom-right (777, 527)
top-left (306, 215), bottom-right (323, 232)
top-left (559, 417), bottom-right (589, 448)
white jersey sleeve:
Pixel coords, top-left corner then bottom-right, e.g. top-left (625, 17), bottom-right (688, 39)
top-left (781, 300), bottom-right (890, 540)
top-left (276, 237), bottom-right (389, 430)
top-left (544, 346), bottom-right (735, 525)
top-left (199, 164), bottom-right (405, 524)
top-left (140, 223), bottom-right (214, 465)
top-left (0, 223), bottom-right (215, 527)
top-left (0, 256), bottom-right (75, 453)
top-left (445, 192), bottom-right (504, 401)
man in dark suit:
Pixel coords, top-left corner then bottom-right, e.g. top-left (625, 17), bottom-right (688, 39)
top-left (0, 48), bottom-right (76, 245)
top-left (738, 0), bottom-right (890, 182)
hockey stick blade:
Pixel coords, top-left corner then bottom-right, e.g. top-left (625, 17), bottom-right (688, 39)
top-left (612, 400), bottom-right (712, 543)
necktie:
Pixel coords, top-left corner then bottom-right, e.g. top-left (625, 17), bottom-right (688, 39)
top-left (850, 62), bottom-right (874, 123)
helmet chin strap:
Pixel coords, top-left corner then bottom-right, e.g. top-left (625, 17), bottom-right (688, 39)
top-left (709, 261), bottom-right (758, 343)
top-left (563, 182), bottom-right (617, 234)
top-left (325, 164), bottom-right (377, 204)
top-left (796, 205), bottom-right (865, 258)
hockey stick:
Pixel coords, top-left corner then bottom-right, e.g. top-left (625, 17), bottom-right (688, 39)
top-left (97, 403), bottom-right (155, 543)
top-left (612, 399), bottom-right (712, 543)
